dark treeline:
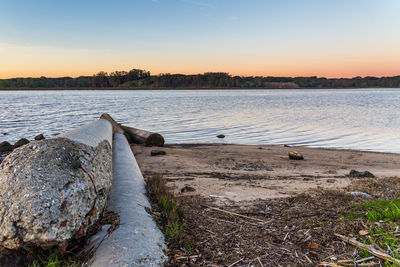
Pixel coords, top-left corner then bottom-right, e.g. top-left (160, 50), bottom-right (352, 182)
top-left (1, 69), bottom-right (400, 89)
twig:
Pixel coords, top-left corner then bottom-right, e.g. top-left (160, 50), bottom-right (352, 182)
top-left (205, 205), bottom-right (265, 222)
top-left (304, 254), bottom-right (312, 264)
top-left (175, 255), bottom-right (200, 260)
top-left (205, 229), bottom-right (216, 235)
top-left (257, 257), bottom-right (264, 267)
top-left (283, 232), bottom-right (289, 241)
top-left (224, 230), bottom-right (240, 236)
top-left (335, 233), bottom-right (400, 264)
top-left (228, 258), bottom-right (244, 267)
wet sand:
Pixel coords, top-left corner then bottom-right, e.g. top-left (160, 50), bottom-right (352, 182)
top-left (133, 143), bottom-right (400, 203)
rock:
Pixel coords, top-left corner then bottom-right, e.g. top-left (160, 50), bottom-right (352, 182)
top-left (180, 185), bottom-right (196, 193)
top-left (349, 170), bottom-right (375, 178)
top-left (0, 152), bottom-right (10, 164)
top-left (216, 134), bottom-right (225, 139)
top-left (34, 134), bottom-right (45, 140)
top-left (0, 141), bottom-right (13, 153)
top-left (151, 149), bottom-right (166, 156)
top-left (348, 191), bottom-right (373, 198)
top-left (0, 138), bottom-right (112, 249)
top-left (13, 138), bottom-right (30, 149)
top-left (288, 151), bottom-right (304, 160)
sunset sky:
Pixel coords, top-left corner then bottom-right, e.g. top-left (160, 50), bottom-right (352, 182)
top-left (0, 0), bottom-right (399, 78)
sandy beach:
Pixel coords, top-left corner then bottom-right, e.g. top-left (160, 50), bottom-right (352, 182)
top-left (134, 143), bottom-right (400, 203)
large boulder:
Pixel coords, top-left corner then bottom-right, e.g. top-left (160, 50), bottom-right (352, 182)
top-left (0, 138), bottom-right (112, 249)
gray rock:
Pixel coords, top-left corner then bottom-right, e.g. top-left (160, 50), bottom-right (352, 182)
top-left (288, 151), bottom-right (304, 160)
top-left (349, 170), bottom-right (375, 178)
top-left (0, 138), bottom-right (112, 249)
top-left (34, 134), bottom-right (45, 140)
top-left (13, 138), bottom-right (29, 149)
top-left (0, 152), bottom-right (10, 164)
top-left (0, 141), bottom-right (13, 153)
top-left (151, 149), bottom-right (166, 156)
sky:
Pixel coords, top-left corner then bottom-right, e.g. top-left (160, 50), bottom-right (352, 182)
top-left (0, 0), bottom-right (399, 78)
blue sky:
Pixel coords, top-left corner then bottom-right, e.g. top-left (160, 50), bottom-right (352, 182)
top-left (0, 0), bottom-right (399, 78)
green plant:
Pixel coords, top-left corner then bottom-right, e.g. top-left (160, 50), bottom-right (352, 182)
top-left (165, 221), bottom-right (186, 239)
top-left (349, 199), bottom-right (400, 222)
top-left (29, 249), bottom-right (79, 267)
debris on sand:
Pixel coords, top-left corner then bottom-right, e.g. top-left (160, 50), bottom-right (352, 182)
top-left (349, 169), bottom-right (375, 178)
top-left (288, 150), bottom-right (304, 160)
top-left (151, 149), bottom-right (166, 156)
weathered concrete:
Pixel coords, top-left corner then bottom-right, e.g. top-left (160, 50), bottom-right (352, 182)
top-left (58, 119), bottom-right (113, 148)
top-left (0, 119), bottom-right (113, 249)
top-left (89, 133), bottom-right (166, 267)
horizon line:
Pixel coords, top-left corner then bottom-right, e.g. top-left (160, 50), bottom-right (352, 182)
top-left (1, 71), bottom-right (400, 80)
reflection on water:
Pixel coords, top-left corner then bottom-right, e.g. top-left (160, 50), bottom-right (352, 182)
top-left (0, 88), bottom-right (399, 153)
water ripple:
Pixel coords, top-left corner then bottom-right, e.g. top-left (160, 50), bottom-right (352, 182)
top-left (0, 89), bottom-right (400, 153)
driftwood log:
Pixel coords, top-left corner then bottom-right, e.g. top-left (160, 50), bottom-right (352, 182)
top-left (121, 125), bottom-right (164, 147)
top-left (100, 113), bottom-right (125, 134)
top-left (100, 113), bottom-right (164, 147)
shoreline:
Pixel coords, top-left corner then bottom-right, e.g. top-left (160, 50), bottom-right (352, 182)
top-left (165, 142), bottom-right (400, 155)
top-left (1, 87), bottom-right (398, 91)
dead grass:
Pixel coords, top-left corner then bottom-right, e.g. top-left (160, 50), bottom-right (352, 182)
top-left (145, 173), bottom-right (400, 266)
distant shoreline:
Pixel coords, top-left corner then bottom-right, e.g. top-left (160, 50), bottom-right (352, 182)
top-left (0, 87), bottom-right (398, 91)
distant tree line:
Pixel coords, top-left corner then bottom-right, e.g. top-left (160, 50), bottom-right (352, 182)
top-left (0, 69), bottom-right (399, 89)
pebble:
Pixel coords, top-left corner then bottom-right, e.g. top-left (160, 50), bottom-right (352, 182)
top-left (151, 149), bottom-right (166, 156)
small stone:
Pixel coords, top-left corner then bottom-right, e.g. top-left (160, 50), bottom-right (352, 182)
top-left (13, 138), bottom-right (30, 149)
top-left (0, 141), bottom-right (13, 152)
top-left (349, 170), bottom-right (375, 178)
top-left (288, 151), bottom-right (304, 160)
top-left (151, 149), bottom-right (166, 156)
top-left (216, 134), bottom-right (225, 139)
top-left (34, 134), bottom-right (45, 140)
top-left (180, 186), bottom-right (196, 193)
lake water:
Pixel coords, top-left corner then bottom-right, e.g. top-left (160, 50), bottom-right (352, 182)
top-left (0, 89), bottom-right (399, 153)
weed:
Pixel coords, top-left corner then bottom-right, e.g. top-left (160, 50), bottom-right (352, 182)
top-left (146, 173), bottom-right (188, 244)
top-left (29, 249), bottom-right (79, 267)
top-left (348, 199), bottom-right (400, 222)
top-left (165, 221), bottom-right (186, 239)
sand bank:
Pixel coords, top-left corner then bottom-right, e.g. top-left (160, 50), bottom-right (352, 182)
top-left (133, 144), bottom-right (400, 202)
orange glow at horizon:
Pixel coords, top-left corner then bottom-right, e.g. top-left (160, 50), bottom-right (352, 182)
top-left (1, 61), bottom-right (400, 79)
top-left (1, 43), bottom-right (399, 79)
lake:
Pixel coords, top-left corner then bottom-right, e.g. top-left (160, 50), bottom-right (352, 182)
top-left (0, 88), bottom-right (399, 153)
